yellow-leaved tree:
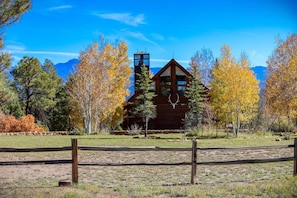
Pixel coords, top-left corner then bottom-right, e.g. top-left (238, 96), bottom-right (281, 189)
top-left (211, 45), bottom-right (260, 136)
top-left (67, 38), bottom-right (131, 134)
top-left (265, 33), bottom-right (297, 131)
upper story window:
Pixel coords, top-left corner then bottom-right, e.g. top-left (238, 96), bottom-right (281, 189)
top-left (157, 64), bottom-right (190, 96)
top-left (149, 81), bottom-right (156, 92)
top-left (176, 75), bottom-right (187, 95)
top-left (160, 76), bottom-right (171, 95)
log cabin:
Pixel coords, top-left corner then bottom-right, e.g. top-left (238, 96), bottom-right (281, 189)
top-left (124, 52), bottom-right (195, 130)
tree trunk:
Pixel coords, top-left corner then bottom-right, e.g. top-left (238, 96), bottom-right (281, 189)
top-left (144, 116), bottom-right (148, 137)
top-left (236, 112), bottom-right (240, 137)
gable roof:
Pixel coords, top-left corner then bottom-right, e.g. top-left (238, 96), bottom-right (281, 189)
top-left (128, 59), bottom-right (192, 102)
top-left (152, 59), bottom-right (192, 80)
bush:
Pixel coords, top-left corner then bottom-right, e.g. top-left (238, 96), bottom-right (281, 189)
top-left (68, 126), bottom-right (85, 135)
top-left (0, 114), bottom-right (46, 132)
top-left (270, 116), bottom-right (296, 132)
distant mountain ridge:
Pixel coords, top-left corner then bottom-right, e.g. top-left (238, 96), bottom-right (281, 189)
top-left (54, 59), bottom-right (267, 89)
top-left (54, 59), bottom-right (79, 79)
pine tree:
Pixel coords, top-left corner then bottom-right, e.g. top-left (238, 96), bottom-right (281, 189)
top-left (41, 59), bottom-right (66, 130)
top-left (131, 65), bottom-right (156, 137)
top-left (0, 71), bottom-right (20, 114)
top-left (0, 0), bottom-right (31, 116)
top-left (185, 65), bottom-right (207, 129)
top-left (0, 0), bottom-right (31, 72)
top-left (11, 57), bottom-right (60, 127)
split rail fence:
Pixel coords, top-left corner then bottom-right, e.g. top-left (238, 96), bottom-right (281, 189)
top-left (0, 138), bottom-right (297, 185)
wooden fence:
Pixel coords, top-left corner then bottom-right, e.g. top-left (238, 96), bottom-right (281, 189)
top-left (0, 138), bottom-right (297, 185)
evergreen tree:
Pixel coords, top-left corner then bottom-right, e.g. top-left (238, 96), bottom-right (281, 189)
top-left (11, 57), bottom-right (60, 128)
top-left (185, 66), bottom-right (207, 129)
top-left (0, 0), bottom-right (31, 117)
top-left (49, 86), bottom-right (71, 131)
top-left (0, 70), bottom-right (22, 116)
top-left (41, 59), bottom-right (66, 130)
top-left (0, 0), bottom-right (31, 72)
top-left (131, 65), bottom-right (156, 137)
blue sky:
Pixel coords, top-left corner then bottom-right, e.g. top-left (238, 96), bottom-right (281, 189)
top-left (3, 0), bottom-right (297, 68)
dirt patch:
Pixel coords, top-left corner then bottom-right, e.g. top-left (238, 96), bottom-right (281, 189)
top-left (0, 147), bottom-right (293, 189)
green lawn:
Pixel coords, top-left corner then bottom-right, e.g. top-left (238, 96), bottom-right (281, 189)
top-left (0, 132), bottom-right (295, 148)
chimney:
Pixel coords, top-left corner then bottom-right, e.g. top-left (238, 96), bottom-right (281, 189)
top-left (134, 52), bottom-right (150, 92)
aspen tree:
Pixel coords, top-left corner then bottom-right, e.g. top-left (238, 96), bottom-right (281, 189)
top-left (265, 33), bottom-right (297, 130)
top-left (211, 45), bottom-right (260, 136)
top-left (67, 39), bottom-right (131, 133)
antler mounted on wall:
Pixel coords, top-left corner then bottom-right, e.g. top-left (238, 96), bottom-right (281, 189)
top-left (168, 94), bottom-right (179, 109)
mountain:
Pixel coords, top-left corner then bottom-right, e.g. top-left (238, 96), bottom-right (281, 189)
top-left (54, 59), bottom-right (79, 80)
top-left (54, 59), bottom-right (267, 90)
top-left (251, 66), bottom-right (267, 89)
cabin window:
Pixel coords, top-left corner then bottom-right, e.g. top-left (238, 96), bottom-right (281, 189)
top-left (160, 76), bottom-right (171, 95)
top-left (149, 82), bottom-right (156, 92)
top-left (176, 75), bottom-right (187, 95)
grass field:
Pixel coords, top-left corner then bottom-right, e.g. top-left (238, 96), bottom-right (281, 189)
top-left (0, 132), bottom-right (297, 197)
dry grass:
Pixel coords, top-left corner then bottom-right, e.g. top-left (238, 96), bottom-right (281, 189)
top-left (0, 133), bottom-right (296, 197)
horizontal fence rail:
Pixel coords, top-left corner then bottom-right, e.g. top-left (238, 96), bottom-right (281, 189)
top-left (197, 157), bottom-right (295, 165)
top-left (78, 162), bottom-right (192, 166)
top-left (78, 146), bottom-right (192, 151)
top-left (0, 138), bottom-right (297, 185)
top-left (0, 146), bottom-right (72, 152)
top-left (0, 159), bottom-right (72, 165)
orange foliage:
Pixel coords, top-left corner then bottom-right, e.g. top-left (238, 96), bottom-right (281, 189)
top-left (0, 114), bottom-right (45, 132)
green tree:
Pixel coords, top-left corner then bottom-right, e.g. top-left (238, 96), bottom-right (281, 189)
top-left (0, 0), bottom-right (31, 116)
top-left (211, 45), bottom-right (260, 136)
top-left (11, 57), bottom-right (60, 127)
top-left (185, 63), bottom-right (208, 129)
top-left (48, 86), bottom-right (71, 131)
top-left (265, 33), bottom-right (297, 131)
top-left (41, 59), bottom-right (65, 130)
top-left (0, 0), bottom-right (31, 71)
top-left (131, 65), bottom-right (156, 137)
top-left (11, 56), bottom-right (42, 115)
top-left (0, 71), bottom-right (21, 115)
top-left (0, 0), bottom-right (31, 27)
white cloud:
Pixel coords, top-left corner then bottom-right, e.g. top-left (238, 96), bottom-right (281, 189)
top-left (94, 12), bottom-right (145, 26)
top-left (9, 50), bottom-right (79, 57)
top-left (122, 30), bottom-right (159, 46)
top-left (5, 43), bottom-right (78, 57)
top-left (151, 33), bottom-right (164, 41)
top-left (5, 44), bottom-right (26, 51)
top-left (49, 5), bottom-right (73, 11)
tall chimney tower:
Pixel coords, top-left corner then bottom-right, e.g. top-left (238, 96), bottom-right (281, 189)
top-left (134, 52), bottom-right (150, 92)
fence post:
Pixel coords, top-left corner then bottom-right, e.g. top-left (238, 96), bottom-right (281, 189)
top-left (191, 139), bottom-right (197, 184)
top-left (293, 138), bottom-right (297, 176)
top-left (72, 138), bottom-right (78, 184)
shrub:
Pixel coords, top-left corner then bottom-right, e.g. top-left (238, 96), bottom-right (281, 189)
top-left (0, 114), bottom-right (46, 132)
top-left (270, 116), bottom-right (296, 132)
